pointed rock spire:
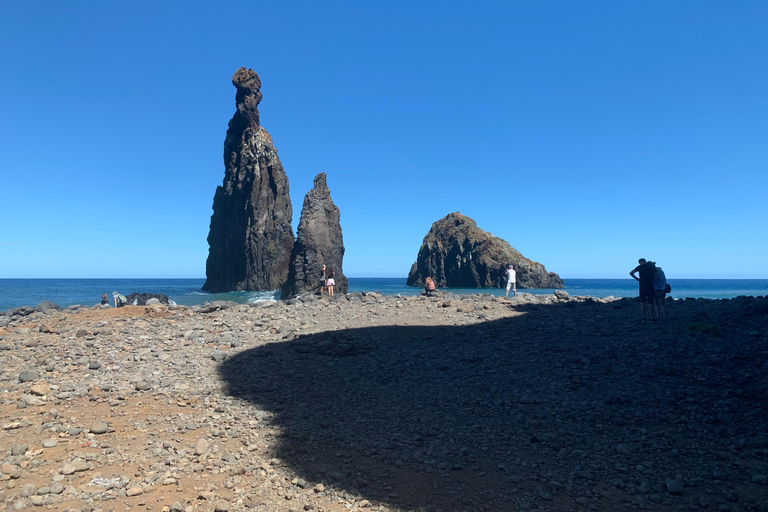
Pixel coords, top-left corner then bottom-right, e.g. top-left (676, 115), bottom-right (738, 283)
top-left (281, 173), bottom-right (347, 299)
top-left (203, 68), bottom-right (294, 292)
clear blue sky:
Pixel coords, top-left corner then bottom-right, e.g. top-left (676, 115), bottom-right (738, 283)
top-left (1, 1), bottom-right (766, 279)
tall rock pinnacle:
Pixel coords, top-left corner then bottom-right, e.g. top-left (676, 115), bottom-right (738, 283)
top-left (202, 68), bottom-right (294, 293)
top-left (281, 173), bottom-right (347, 299)
top-left (406, 212), bottom-right (563, 289)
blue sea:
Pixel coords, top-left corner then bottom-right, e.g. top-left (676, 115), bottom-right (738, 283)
top-left (0, 278), bottom-right (766, 312)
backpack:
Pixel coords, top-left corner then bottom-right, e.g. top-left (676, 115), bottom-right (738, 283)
top-left (118, 294), bottom-right (127, 305)
top-left (664, 283), bottom-right (671, 294)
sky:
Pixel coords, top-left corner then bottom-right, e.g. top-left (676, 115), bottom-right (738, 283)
top-left (0, 1), bottom-right (766, 280)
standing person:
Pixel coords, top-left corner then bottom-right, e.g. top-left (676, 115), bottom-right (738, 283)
top-left (326, 266), bottom-right (335, 298)
top-left (653, 265), bottom-right (668, 321)
top-left (424, 277), bottom-right (436, 297)
top-left (101, 294), bottom-right (109, 306)
top-left (630, 258), bottom-right (656, 321)
top-left (112, 291), bottom-right (127, 308)
top-left (505, 264), bottom-right (517, 297)
top-left (319, 264), bottom-right (327, 296)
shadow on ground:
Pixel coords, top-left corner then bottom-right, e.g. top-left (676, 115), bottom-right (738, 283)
top-left (217, 299), bottom-right (767, 511)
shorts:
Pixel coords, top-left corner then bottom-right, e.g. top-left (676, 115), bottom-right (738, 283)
top-left (654, 289), bottom-right (667, 301)
top-left (639, 284), bottom-right (655, 304)
top-left (506, 281), bottom-right (516, 291)
top-left (326, 278), bottom-right (335, 286)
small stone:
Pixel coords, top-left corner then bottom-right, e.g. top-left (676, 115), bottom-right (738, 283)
top-left (69, 460), bottom-right (88, 473)
top-left (666, 479), bottom-right (683, 494)
top-left (1, 464), bottom-right (21, 479)
top-left (10, 445), bottom-right (28, 456)
top-left (29, 382), bottom-right (51, 396)
top-left (214, 503), bottom-right (230, 512)
top-left (195, 438), bottom-right (210, 456)
top-left (18, 371), bottom-right (39, 383)
top-left (88, 361), bottom-right (101, 370)
top-left (135, 381), bottom-right (151, 391)
top-left (126, 486), bottom-right (144, 496)
top-left (314, 483), bottom-right (325, 493)
top-left (42, 439), bottom-right (57, 448)
top-left (90, 421), bottom-right (109, 434)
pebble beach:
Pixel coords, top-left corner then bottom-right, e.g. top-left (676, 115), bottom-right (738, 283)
top-left (1, 291), bottom-right (767, 512)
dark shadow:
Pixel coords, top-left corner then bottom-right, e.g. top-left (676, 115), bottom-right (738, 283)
top-left (218, 299), bottom-right (767, 511)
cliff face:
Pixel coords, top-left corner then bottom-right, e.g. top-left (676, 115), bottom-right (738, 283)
top-left (203, 68), bottom-right (294, 293)
top-left (281, 173), bottom-right (347, 299)
top-left (406, 212), bottom-right (563, 289)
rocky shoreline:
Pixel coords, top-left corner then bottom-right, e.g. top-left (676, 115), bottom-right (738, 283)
top-left (1, 292), bottom-right (767, 512)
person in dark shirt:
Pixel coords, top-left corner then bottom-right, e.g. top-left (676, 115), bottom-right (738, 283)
top-left (630, 258), bottom-right (656, 321)
top-left (319, 265), bottom-right (327, 296)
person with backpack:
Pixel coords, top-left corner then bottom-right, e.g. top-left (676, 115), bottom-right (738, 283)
top-left (653, 266), bottom-right (669, 321)
top-left (112, 291), bottom-right (128, 308)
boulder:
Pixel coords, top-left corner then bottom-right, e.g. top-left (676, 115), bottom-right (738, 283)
top-left (203, 67), bottom-right (294, 293)
top-left (406, 212), bottom-right (563, 289)
top-left (34, 301), bottom-right (60, 312)
top-left (5, 306), bottom-right (34, 317)
top-left (124, 293), bottom-right (174, 306)
top-left (281, 173), bottom-right (347, 299)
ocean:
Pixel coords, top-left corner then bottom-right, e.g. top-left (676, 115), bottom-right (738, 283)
top-left (0, 278), bottom-right (766, 312)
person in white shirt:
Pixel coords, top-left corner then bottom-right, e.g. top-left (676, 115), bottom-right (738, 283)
top-left (505, 264), bottom-right (517, 297)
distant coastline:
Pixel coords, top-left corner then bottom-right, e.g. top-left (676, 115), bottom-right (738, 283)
top-left (1, 278), bottom-right (767, 312)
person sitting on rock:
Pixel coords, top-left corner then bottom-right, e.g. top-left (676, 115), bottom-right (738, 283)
top-left (101, 294), bottom-right (109, 306)
top-left (424, 277), bottom-right (437, 297)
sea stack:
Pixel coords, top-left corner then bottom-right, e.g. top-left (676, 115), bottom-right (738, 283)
top-left (281, 173), bottom-right (347, 299)
top-left (202, 68), bottom-right (294, 293)
top-left (406, 212), bottom-right (563, 289)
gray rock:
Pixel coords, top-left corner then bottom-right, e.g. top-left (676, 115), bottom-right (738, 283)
top-left (11, 445), bottom-right (28, 455)
top-left (211, 350), bottom-right (228, 362)
top-left (666, 479), bottom-right (683, 494)
top-left (18, 370), bottom-right (39, 382)
top-left (90, 421), bottom-right (109, 434)
top-left (135, 381), bottom-right (152, 391)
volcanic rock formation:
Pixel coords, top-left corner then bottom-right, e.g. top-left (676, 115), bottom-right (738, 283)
top-left (281, 173), bottom-right (347, 299)
top-left (406, 212), bottom-right (563, 289)
top-left (203, 68), bottom-right (294, 293)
